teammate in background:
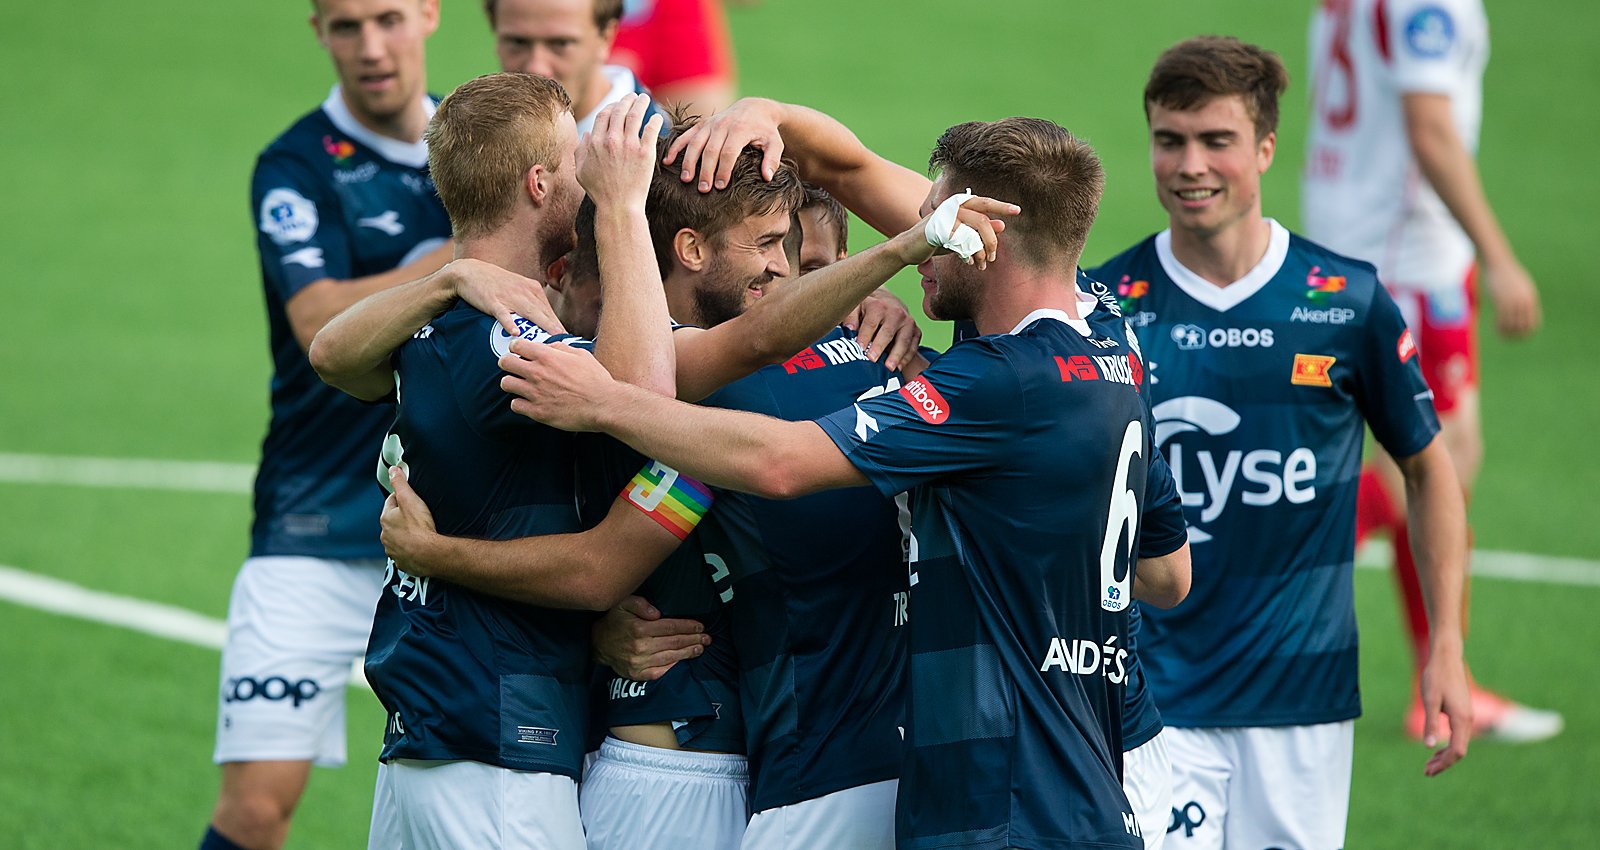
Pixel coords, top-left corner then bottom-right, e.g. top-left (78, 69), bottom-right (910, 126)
top-left (1303, 0), bottom-right (1559, 742)
top-left (202, 1), bottom-right (451, 848)
top-left (486, 0), bottom-right (666, 135)
top-left (661, 97), bottom-right (1183, 848)
top-left (360, 79), bottom-right (677, 850)
top-left (610, 0), bottom-right (738, 116)
top-left (1089, 37), bottom-right (1471, 850)
top-left (496, 118), bottom-right (1193, 850)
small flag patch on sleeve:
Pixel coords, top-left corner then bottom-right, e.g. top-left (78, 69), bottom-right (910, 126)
top-left (621, 461), bottom-right (714, 540)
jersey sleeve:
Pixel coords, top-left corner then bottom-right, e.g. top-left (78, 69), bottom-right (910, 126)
top-left (1139, 447), bottom-right (1188, 558)
top-left (447, 312), bottom-right (596, 439)
top-left (252, 153), bottom-right (352, 301)
top-left (814, 339), bottom-right (1023, 498)
top-left (1355, 283), bottom-right (1441, 459)
top-left (1387, 0), bottom-right (1475, 94)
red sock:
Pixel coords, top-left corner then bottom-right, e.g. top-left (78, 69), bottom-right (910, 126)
top-left (1356, 466), bottom-right (1399, 547)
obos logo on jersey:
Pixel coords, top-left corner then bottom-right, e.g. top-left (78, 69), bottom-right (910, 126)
top-left (489, 314), bottom-right (555, 358)
top-left (899, 378), bottom-right (949, 424)
top-left (1406, 5), bottom-right (1456, 58)
top-left (260, 188), bottom-right (318, 246)
top-left (1170, 324), bottom-right (1275, 350)
top-left (1152, 397), bottom-right (1316, 543)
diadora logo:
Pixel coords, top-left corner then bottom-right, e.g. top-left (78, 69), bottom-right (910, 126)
top-left (1305, 265), bottom-right (1346, 301)
top-left (1153, 397), bottom-right (1317, 543)
top-left (1171, 324), bottom-right (1275, 350)
top-left (358, 210), bottom-right (405, 236)
top-left (850, 377), bottom-right (901, 442)
top-left (281, 247), bottom-right (324, 269)
top-left (490, 313), bottom-right (554, 358)
top-left (1039, 635), bottom-right (1127, 684)
top-left (1290, 305), bottom-right (1356, 324)
top-left (1168, 802), bottom-right (1206, 838)
top-left (609, 679), bottom-right (648, 700)
top-left (899, 379), bottom-right (949, 424)
top-left (224, 676), bottom-right (321, 708)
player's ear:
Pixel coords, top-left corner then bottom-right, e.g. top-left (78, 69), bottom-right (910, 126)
top-left (309, 9), bottom-right (326, 45)
top-left (673, 228), bottom-right (706, 273)
top-left (526, 164), bottom-right (548, 206)
top-left (1257, 130), bottom-right (1276, 174)
top-left (598, 18), bottom-right (620, 49)
top-left (545, 255), bottom-right (569, 291)
top-left (418, 0), bottom-right (440, 36)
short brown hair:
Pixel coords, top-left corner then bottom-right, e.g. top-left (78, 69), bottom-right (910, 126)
top-left (647, 110), bottom-right (805, 277)
top-left (426, 73), bottom-right (573, 241)
top-left (928, 117), bottom-right (1103, 267)
top-left (483, 0), bottom-right (623, 32)
top-left (801, 183), bottom-right (848, 256)
top-left (1144, 36), bottom-right (1289, 139)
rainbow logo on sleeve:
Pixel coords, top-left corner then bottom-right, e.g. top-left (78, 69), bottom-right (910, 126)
top-left (622, 462), bottom-right (714, 540)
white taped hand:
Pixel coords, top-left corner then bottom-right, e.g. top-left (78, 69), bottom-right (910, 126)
top-left (924, 189), bottom-right (984, 263)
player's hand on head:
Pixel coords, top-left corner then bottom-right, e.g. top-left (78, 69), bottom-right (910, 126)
top-left (663, 97), bottom-right (785, 192)
top-left (896, 194), bottom-right (1019, 270)
top-left (1419, 648), bottom-right (1472, 777)
top-left (591, 595), bottom-right (710, 681)
top-left (380, 465), bottom-right (440, 576)
top-left (847, 288), bottom-right (922, 372)
top-left (578, 93), bottom-right (668, 213)
top-left (447, 258), bottom-right (564, 336)
top-left (499, 339), bottom-right (614, 431)
top-left (1482, 258), bottom-right (1541, 338)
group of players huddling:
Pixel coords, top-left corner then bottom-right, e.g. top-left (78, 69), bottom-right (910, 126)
top-left (206, 0), bottom-right (1553, 849)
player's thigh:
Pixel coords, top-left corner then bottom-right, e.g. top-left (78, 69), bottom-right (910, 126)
top-left (1162, 727), bottom-right (1231, 850)
top-left (386, 759), bottom-right (584, 850)
top-left (1223, 722), bottom-right (1353, 850)
top-left (1123, 730), bottom-right (1173, 850)
top-left (742, 778), bottom-right (897, 850)
top-left (581, 738), bottom-right (749, 850)
top-left (215, 556), bottom-right (386, 766)
top-left (367, 761), bottom-right (402, 850)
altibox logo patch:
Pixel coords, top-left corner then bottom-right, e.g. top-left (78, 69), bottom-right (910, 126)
top-left (899, 379), bottom-right (950, 424)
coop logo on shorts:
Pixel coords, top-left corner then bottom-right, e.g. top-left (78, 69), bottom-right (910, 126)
top-left (224, 675), bottom-right (321, 708)
top-left (1168, 801), bottom-right (1206, 838)
top-left (899, 378), bottom-right (950, 424)
top-left (1170, 324), bottom-right (1274, 350)
top-left (1406, 5), bottom-right (1455, 58)
top-left (489, 313), bottom-right (554, 358)
top-left (259, 188), bottom-right (319, 246)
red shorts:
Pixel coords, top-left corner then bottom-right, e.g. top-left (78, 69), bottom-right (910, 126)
top-left (611, 0), bottom-right (735, 89)
top-left (1388, 265), bottom-right (1478, 416)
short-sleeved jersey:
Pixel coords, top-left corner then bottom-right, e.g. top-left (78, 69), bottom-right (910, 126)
top-left (691, 327), bottom-right (906, 813)
top-left (1089, 220), bottom-right (1440, 728)
top-left (576, 65), bottom-right (673, 137)
top-left (1303, 0), bottom-right (1488, 291)
top-left (363, 304), bottom-right (602, 778)
top-left (818, 303), bottom-right (1184, 850)
top-left (250, 87), bottom-right (451, 558)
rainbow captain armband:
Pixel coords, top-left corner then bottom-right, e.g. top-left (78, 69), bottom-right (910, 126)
top-left (622, 461), bottom-right (714, 540)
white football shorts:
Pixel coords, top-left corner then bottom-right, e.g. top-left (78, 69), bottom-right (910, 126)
top-left (213, 555), bottom-right (386, 766)
top-left (367, 758), bottom-right (584, 850)
top-left (1163, 722), bottom-right (1354, 850)
top-left (1123, 729), bottom-right (1172, 850)
top-left (581, 737), bottom-right (750, 850)
top-left (741, 778), bottom-right (898, 850)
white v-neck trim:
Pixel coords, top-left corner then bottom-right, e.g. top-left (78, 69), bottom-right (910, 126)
top-left (322, 86), bottom-right (434, 169)
top-left (576, 66), bottom-right (640, 137)
top-left (1154, 219), bottom-right (1290, 312)
top-left (1009, 287), bottom-right (1100, 337)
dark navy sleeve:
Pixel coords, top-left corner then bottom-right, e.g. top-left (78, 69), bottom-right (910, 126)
top-left (815, 339), bottom-right (1022, 498)
top-left (1355, 283), bottom-right (1441, 459)
top-left (1139, 448), bottom-right (1188, 558)
top-left (252, 153), bottom-right (351, 300)
top-left (446, 312), bottom-right (594, 439)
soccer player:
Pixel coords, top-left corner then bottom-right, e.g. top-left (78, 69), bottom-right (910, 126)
top-left (1303, 0), bottom-right (1559, 742)
top-left (1088, 36), bottom-right (1472, 849)
top-left (497, 117), bottom-right (1193, 850)
top-left (203, 1), bottom-right (451, 848)
top-left (355, 76), bottom-right (680, 850)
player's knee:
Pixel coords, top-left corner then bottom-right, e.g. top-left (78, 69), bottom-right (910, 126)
top-left (211, 768), bottom-right (307, 849)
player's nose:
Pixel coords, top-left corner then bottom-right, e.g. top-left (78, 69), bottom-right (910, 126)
top-left (519, 48), bottom-right (557, 79)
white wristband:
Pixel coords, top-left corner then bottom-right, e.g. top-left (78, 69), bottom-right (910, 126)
top-left (924, 189), bottom-right (983, 263)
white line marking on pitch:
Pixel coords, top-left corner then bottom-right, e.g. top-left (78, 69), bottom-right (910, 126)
top-left (0, 564), bottom-right (369, 689)
top-left (1356, 543), bottom-right (1600, 587)
top-left (0, 452), bottom-right (254, 494)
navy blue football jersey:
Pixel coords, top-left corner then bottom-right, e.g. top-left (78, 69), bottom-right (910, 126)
top-left (818, 303), bottom-right (1185, 850)
top-left (1089, 220), bottom-right (1439, 728)
top-left (695, 327), bottom-right (906, 813)
top-left (250, 88), bottom-right (450, 558)
top-left (364, 305), bottom-right (601, 778)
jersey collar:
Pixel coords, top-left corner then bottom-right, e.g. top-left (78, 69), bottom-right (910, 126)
top-left (1008, 287), bottom-right (1099, 337)
top-left (1154, 219), bottom-right (1290, 312)
top-left (576, 66), bottom-right (642, 137)
top-left (322, 86), bottom-right (435, 169)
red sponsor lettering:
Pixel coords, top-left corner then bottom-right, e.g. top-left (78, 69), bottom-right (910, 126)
top-left (1055, 355), bottom-right (1100, 382)
top-left (782, 347), bottom-right (825, 374)
top-left (1127, 352), bottom-right (1144, 391)
top-left (899, 379), bottom-right (950, 424)
top-left (1397, 329), bottom-right (1417, 363)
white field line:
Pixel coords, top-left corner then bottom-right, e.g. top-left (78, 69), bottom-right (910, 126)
top-left (0, 452), bottom-right (254, 494)
top-left (1355, 542), bottom-right (1600, 587)
top-left (0, 564), bottom-right (369, 689)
